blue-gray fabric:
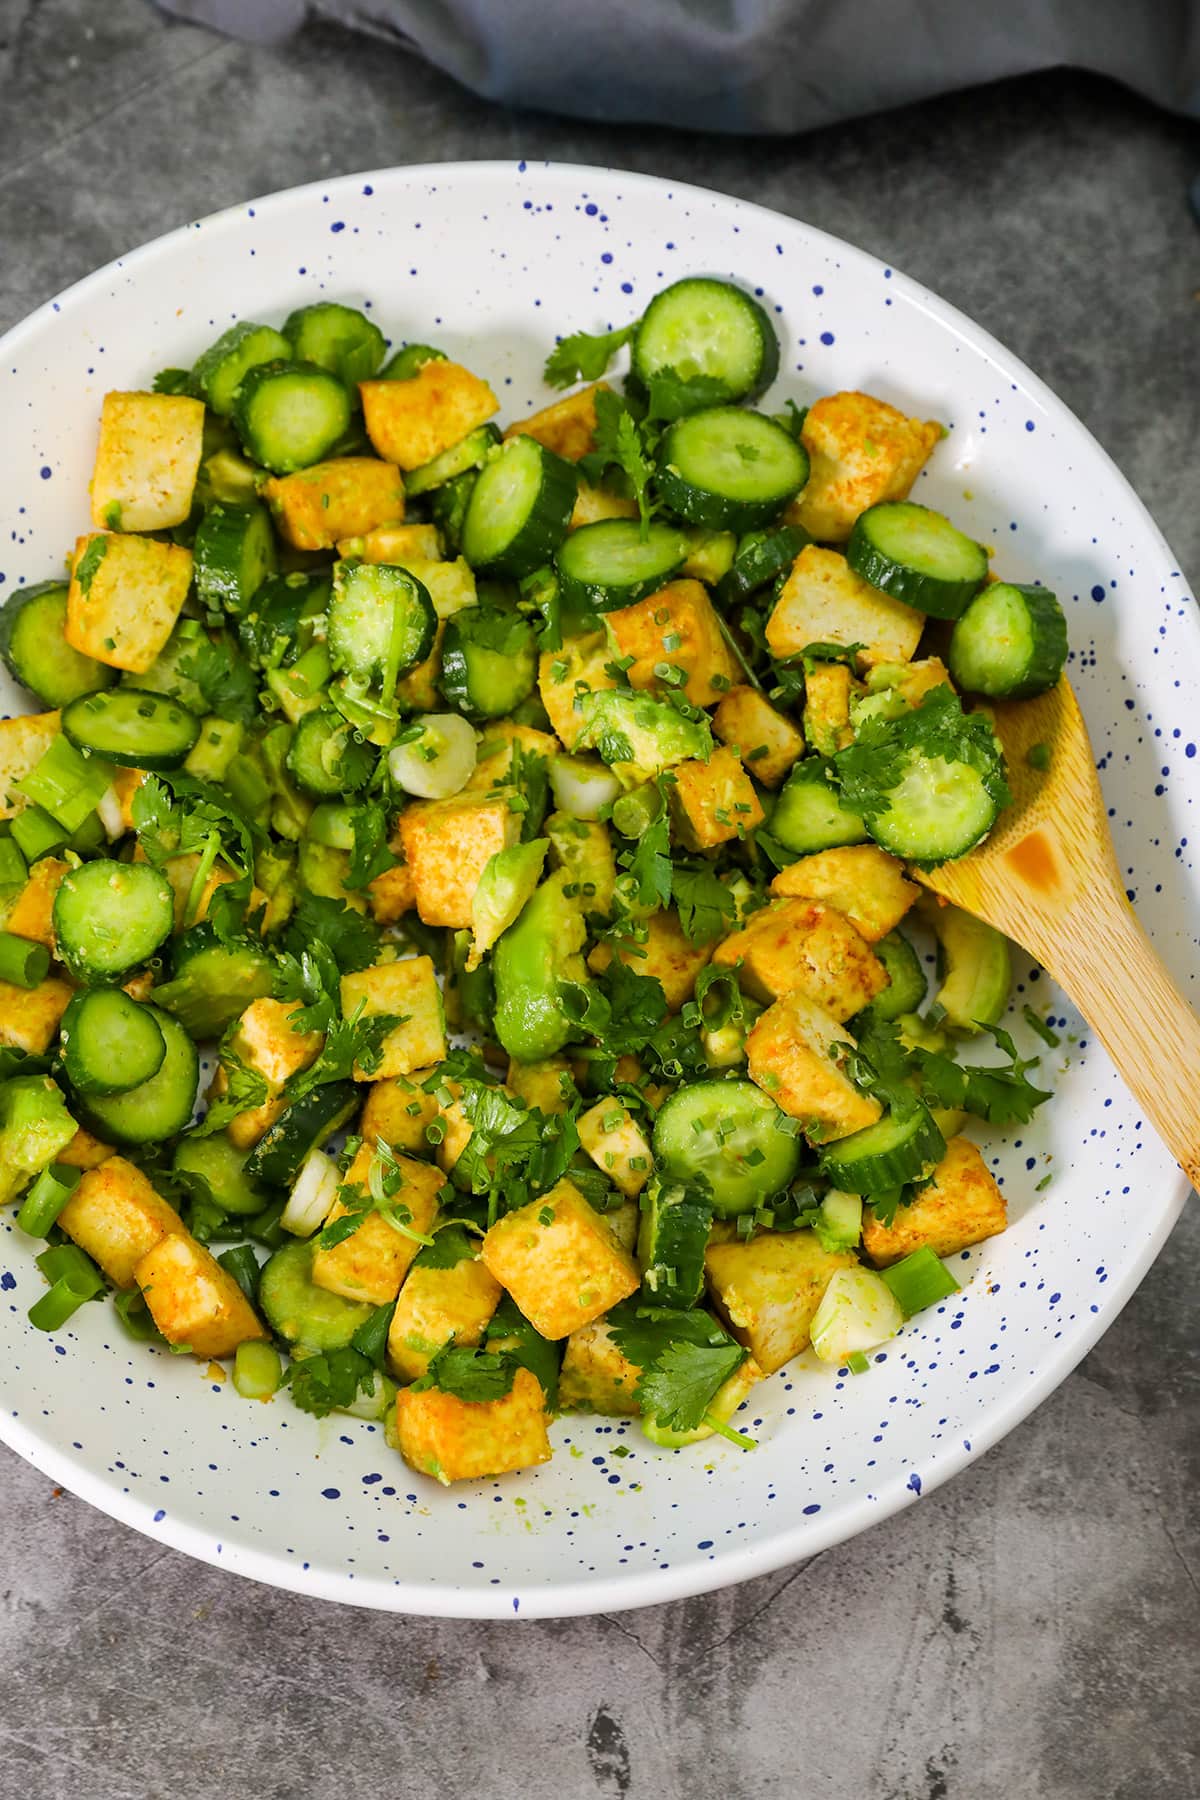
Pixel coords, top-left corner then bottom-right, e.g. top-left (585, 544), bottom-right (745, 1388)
top-left (158, 0), bottom-right (1200, 132)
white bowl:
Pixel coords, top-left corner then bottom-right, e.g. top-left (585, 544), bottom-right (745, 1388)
top-left (0, 162), bottom-right (1195, 1619)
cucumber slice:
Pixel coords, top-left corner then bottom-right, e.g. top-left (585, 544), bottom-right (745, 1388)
top-left (406, 422), bottom-right (502, 498)
top-left (73, 1008), bottom-right (200, 1146)
top-left (0, 581), bottom-right (117, 708)
top-left (379, 343), bottom-right (447, 381)
top-left (192, 321), bottom-right (292, 417)
top-left (715, 525), bottom-right (810, 608)
top-left (632, 278), bottom-right (780, 409)
top-left (193, 501), bottom-right (277, 615)
top-left (282, 302), bottom-right (385, 385)
top-left (637, 1179), bottom-right (713, 1307)
top-left (121, 621), bottom-right (208, 713)
top-left (862, 750), bottom-right (1002, 865)
top-left (52, 860), bottom-right (175, 981)
top-left (439, 606), bottom-right (537, 719)
top-left (819, 1102), bottom-right (946, 1194)
top-left (555, 519), bottom-right (689, 612)
top-left (237, 570), bottom-right (330, 670)
top-left (656, 408), bottom-right (809, 532)
top-left (62, 687), bottom-right (200, 771)
top-left (652, 1078), bottom-right (802, 1217)
top-left (847, 502), bottom-right (988, 620)
top-left (461, 434), bottom-right (578, 576)
top-left (259, 1240), bottom-right (374, 1351)
top-left (152, 925), bottom-right (275, 1040)
top-left (244, 1081), bottom-right (359, 1187)
top-left (948, 582), bottom-right (1068, 699)
top-left (59, 989), bottom-right (167, 1096)
top-left (234, 360), bottom-right (354, 475)
top-left (770, 759), bottom-right (869, 856)
top-left (862, 930), bottom-right (927, 1022)
top-left (429, 469), bottom-right (477, 554)
top-left (928, 902), bottom-right (1012, 1032)
top-left (286, 706), bottom-right (378, 798)
top-left (173, 1132), bottom-right (274, 1217)
top-left (327, 560), bottom-right (437, 691)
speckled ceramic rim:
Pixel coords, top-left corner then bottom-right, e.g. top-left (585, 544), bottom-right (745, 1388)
top-left (0, 161), bottom-right (1192, 1620)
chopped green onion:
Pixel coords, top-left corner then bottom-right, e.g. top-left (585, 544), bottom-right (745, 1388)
top-left (10, 805), bottom-right (68, 862)
top-left (0, 931), bottom-right (50, 989)
top-left (1022, 1005), bottom-right (1060, 1048)
top-left (216, 1244), bottom-right (261, 1305)
top-left (16, 734), bottom-right (114, 833)
top-left (29, 1243), bottom-right (104, 1331)
top-left (350, 1299), bottom-right (397, 1369)
top-left (114, 1288), bottom-right (162, 1342)
top-left (845, 1350), bottom-right (871, 1375)
top-left (16, 1162), bottom-right (81, 1237)
top-left (879, 1247), bottom-right (961, 1318)
top-left (233, 1339), bottom-right (283, 1400)
top-left (246, 1197), bottom-right (287, 1249)
top-left (0, 837), bottom-right (28, 887)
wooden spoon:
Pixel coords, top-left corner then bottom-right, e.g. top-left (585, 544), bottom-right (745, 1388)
top-left (918, 677), bottom-right (1200, 1190)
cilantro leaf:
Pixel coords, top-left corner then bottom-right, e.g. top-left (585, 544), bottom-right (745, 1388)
top-left (414, 1222), bottom-right (479, 1271)
top-left (153, 367), bottom-right (196, 396)
top-left (343, 800), bottom-right (396, 890)
top-left (447, 1080), bottom-right (580, 1216)
top-left (413, 1343), bottom-right (517, 1403)
top-left (484, 1293), bottom-right (560, 1407)
top-left (73, 536), bottom-right (108, 596)
top-left (672, 865), bottom-right (737, 945)
top-left (580, 388), bottom-right (657, 534)
top-left (543, 321), bottom-right (636, 389)
top-left (283, 892), bottom-right (380, 974)
top-left (286, 1346), bottom-right (378, 1418)
top-left (177, 633), bottom-right (259, 726)
top-left (563, 956), bottom-right (669, 1062)
top-left (622, 812), bottom-right (672, 911)
top-left (643, 366), bottom-right (731, 423)
top-left (606, 1302), bottom-right (748, 1433)
top-left (912, 1023), bottom-right (1052, 1126)
top-left (192, 1039), bottom-right (269, 1138)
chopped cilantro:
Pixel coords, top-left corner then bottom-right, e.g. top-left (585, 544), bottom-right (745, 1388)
top-left (413, 1342), bottom-right (517, 1403)
top-left (672, 865), bottom-right (737, 945)
top-left (73, 536), bottom-right (108, 596)
top-left (543, 320), bottom-right (637, 389)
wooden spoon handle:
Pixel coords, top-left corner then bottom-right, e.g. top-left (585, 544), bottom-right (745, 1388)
top-left (1039, 894), bottom-right (1200, 1191)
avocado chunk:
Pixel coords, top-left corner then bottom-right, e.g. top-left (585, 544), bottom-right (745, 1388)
top-left (492, 869), bottom-right (588, 1062)
top-left (577, 689), bottom-right (712, 782)
top-left (0, 1075), bottom-right (77, 1205)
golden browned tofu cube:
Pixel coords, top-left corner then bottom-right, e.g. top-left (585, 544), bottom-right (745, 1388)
top-left (66, 531), bottom-right (193, 673)
top-left (56, 1126), bottom-right (115, 1171)
top-left (767, 545), bottom-right (923, 673)
top-left (338, 521), bottom-right (442, 564)
top-left (669, 746), bottom-right (765, 850)
top-left (570, 482), bottom-right (639, 529)
top-left (111, 765), bottom-right (146, 832)
top-left (360, 1070), bottom-right (440, 1152)
top-left (506, 1057), bottom-right (576, 1115)
top-left (339, 956), bottom-right (447, 1079)
top-left (4, 855), bottom-right (69, 950)
top-left (712, 686), bottom-right (804, 788)
top-left (394, 1364), bottom-right (552, 1485)
top-left (771, 844), bottom-right (919, 943)
top-left (156, 851), bottom-right (240, 931)
top-left (0, 712), bottom-right (61, 820)
top-left (785, 390), bottom-right (942, 543)
top-left (803, 660), bottom-right (857, 755)
top-left (263, 457), bottom-right (405, 551)
top-left (577, 1098), bottom-right (654, 1197)
top-left (91, 390), bottom-right (205, 531)
top-left (387, 1250), bottom-right (502, 1382)
top-left (219, 997), bottom-right (324, 1151)
top-left (705, 1229), bottom-right (857, 1373)
top-left (361, 361), bottom-right (498, 470)
top-left (366, 857), bottom-right (415, 925)
top-left (863, 1137), bottom-right (1007, 1266)
top-left (747, 989), bottom-right (881, 1143)
top-left (135, 1230), bottom-right (267, 1358)
top-left (481, 1178), bottom-right (640, 1340)
top-left (398, 793), bottom-right (520, 928)
top-left (538, 632), bottom-right (618, 750)
top-left (870, 655), bottom-right (954, 709)
top-left (505, 381), bottom-right (607, 460)
top-left (559, 1315), bottom-right (642, 1415)
top-left (605, 579), bottom-right (738, 708)
top-left (713, 898), bottom-right (887, 1020)
top-left (58, 1156), bottom-right (186, 1288)
top-left (467, 720), bottom-right (560, 792)
top-left (0, 975), bottom-right (72, 1054)
top-left (588, 907), bottom-right (710, 1013)
top-left (310, 1143), bottom-right (443, 1305)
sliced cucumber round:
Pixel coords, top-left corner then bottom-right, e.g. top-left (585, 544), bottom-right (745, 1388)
top-left (0, 581), bottom-right (117, 708)
top-left (632, 278), bottom-right (780, 409)
top-left (555, 519), bottom-right (689, 612)
top-left (74, 1008), bottom-right (199, 1146)
top-left (53, 859), bottom-right (175, 981)
top-left (379, 342), bottom-right (447, 381)
top-left (173, 1131), bottom-right (275, 1217)
top-left (439, 606), bottom-right (537, 719)
top-left (328, 560), bottom-right (437, 689)
top-left (461, 434), bottom-right (578, 577)
top-left (864, 750), bottom-right (1002, 865)
top-left (193, 501), bottom-right (277, 616)
top-left (948, 582), bottom-right (1068, 699)
top-left (653, 1078), bottom-right (802, 1217)
top-left (819, 1102), bottom-right (946, 1195)
top-left (637, 1179), bottom-right (712, 1306)
top-left (234, 359), bottom-right (354, 475)
top-left (861, 930), bottom-right (927, 1023)
top-left (770, 759), bottom-right (869, 857)
top-left (656, 408), bottom-right (809, 532)
top-left (152, 924), bottom-right (275, 1040)
top-left (259, 1240), bottom-right (374, 1351)
top-left (244, 1081), bottom-right (359, 1187)
top-left (192, 321), bottom-right (292, 417)
top-left (847, 502), bottom-right (988, 620)
top-left (282, 301), bottom-right (385, 385)
top-left (715, 524), bottom-right (811, 608)
top-left (287, 706), bottom-right (378, 798)
top-left (59, 988), bottom-right (166, 1096)
top-left (62, 687), bottom-right (199, 771)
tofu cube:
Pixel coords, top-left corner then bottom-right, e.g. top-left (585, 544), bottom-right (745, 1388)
top-left (771, 844), bottom-right (919, 942)
top-left (219, 997), bottom-right (323, 1151)
top-left (366, 857), bottom-right (416, 925)
top-left (0, 975), bottom-right (73, 1054)
top-left (538, 632), bottom-right (618, 750)
top-left (66, 532), bottom-right (193, 673)
top-left (577, 1099), bottom-right (654, 1197)
top-left (767, 545), bottom-right (923, 672)
top-left (669, 746), bottom-right (765, 850)
top-left (386, 1251), bottom-right (503, 1382)
top-left (803, 660), bottom-right (858, 755)
top-left (360, 361), bottom-right (498, 471)
top-left (398, 794), bottom-right (520, 928)
top-left (872, 655), bottom-right (954, 709)
top-left (394, 1364), bottom-right (552, 1485)
top-left (712, 898), bottom-right (888, 1020)
top-left (481, 1178), bottom-right (640, 1340)
top-left (570, 482), bottom-right (639, 529)
top-left (786, 390), bottom-right (942, 543)
top-left (605, 579), bottom-right (738, 708)
top-left (135, 1230), bottom-right (267, 1358)
top-left (157, 851), bottom-right (239, 931)
top-left (90, 390), bottom-right (205, 531)
top-left (505, 382), bottom-right (607, 461)
top-left (746, 989), bottom-right (882, 1143)
top-left (588, 907), bottom-right (710, 1013)
top-left (338, 522), bottom-right (442, 564)
top-left (863, 1137), bottom-right (1007, 1265)
top-left (506, 1057), bottom-right (576, 1115)
top-left (4, 855), bottom-right (69, 950)
top-left (310, 1142), bottom-right (443, 1305)
top-left (56, 1125), bottom-right (115, 1171)
top-left (339, 955), bottom-right (447, 1079)
top-left (0, 712), bottom-right (61, 820)
top-left (705, 1229), bottom-right (857, 1373)
top-left (712, 686), bottom-right (804, 788)
top-left (111, 766), bottom-right (146, 832)
top-left (58, 1156), bottom-right (187, 1288)
top-left (263, 457), bottom-right (405, 551)
top-left (467, 720), bottom-right (560, 793)
top-left (558, 1315), bottom-right (642, 1415)
top-left (360, 1070), bottom-right (440, 1153)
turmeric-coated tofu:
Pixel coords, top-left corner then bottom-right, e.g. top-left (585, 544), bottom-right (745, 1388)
top-left (577, 1098), bottom-right (654, 1197)
top-left (3, 856), bottom-right (69, 950)
top-left (468, 720), bottom-right (560, 793)
top-left (360, 1069), bottom-right (440, 1152)
top-left (767, 545), bottom-right (923, 673)
top-left (481, 1178), bottom-right (640, 1340)
top-left (588, 907), bottom-right (710, 1013)
top-left (746, 989), bottom-right (881, 1143)
top-left (771, 845), bottom-right (919, 943)
top-left (570, 481), bottom-right (639, 529)
top-left (537, 632), bottom-right (617, 750)
top-left (704, 1229), bottom-right (857, 1373)
top-left (58, 1156), bottom-right (187, 1289)
top-left (0, 712), bottom-right (61, 820)
top-left (802, 660), bottom-right (857, 756)
top-left (865, 656), bottom-right (954, 711)
top-left (135, 1230), bottom-right (267, 1358)
top-left (90, 390), bottom-right (205, 531)
top-left (505, 382), bottom-right (607, 461)
top-left (784, 390), bottom-right (942, 544)
top-left (712, 898), bottom-right (887, 1020)
top-left (339, 955), bottom-right (447, 1079)
top-left (366, 856), bottom-right (416, 925)
top-left (605, 579), bottom-right (738, 709)
top-left (66, 532), bottom-right (193, 674)
top-left (863, 1137), bottom-right (1007, 1266)
top-left (337, 521), bottom-right (442, 564)
top-left (263, 457), bottom-right (405, 551)
top-left (712, 686), bottom-right (804, 788)
top-left (56, 1125), bottom-right (115, 1171)
top-left (310, 1142), bottom-right (443, 1305)
top-left (669, 746), bottom-right (765, 850)
top-left (394, 1364), bottom-right (552, 1485)
top-left (506, 1056), bottom-right (576, 1116)
top-left (219, 997), bottom-right (324, 1151)
top-left (0, 974), bottom-right (73, 1054)
top-left (360, 360), bottom-right (498, 471)
top-left (386, 1248), bottom-right (502, 1382)
top-left (558, 1315), bottom-right (642, 1415)
top-left (398, 793), bottom-right (520, 928)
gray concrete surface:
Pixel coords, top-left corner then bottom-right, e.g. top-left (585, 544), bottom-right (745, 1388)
top-left (0, 4), bottom-right (1197, 1796)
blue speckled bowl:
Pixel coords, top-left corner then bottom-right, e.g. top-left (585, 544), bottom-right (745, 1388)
top-left (0, 163), bottom-right (1195, 1619)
